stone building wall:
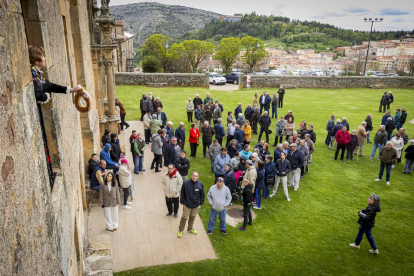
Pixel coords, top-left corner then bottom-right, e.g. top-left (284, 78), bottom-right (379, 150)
top-left (239, 75), bottom-right (414, 89)
top-left (0, 0), bottom-right (101, 275)
top-left (115, 72), bottom-right (210, 88)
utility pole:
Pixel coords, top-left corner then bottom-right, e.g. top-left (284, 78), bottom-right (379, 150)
top-left (363, 18), bottom-right (383, 76)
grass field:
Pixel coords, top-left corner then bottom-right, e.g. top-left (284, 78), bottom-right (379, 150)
top-left (115, 86), bottom-right (414, 276)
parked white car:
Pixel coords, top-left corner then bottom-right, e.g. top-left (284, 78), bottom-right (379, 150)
top-left (314, 71), bottom-right (324, 76)
top-left (209, 73), bottom-right (226, 85)
top-left (269, 70), bottom-right (281, 75)
top-left (291, 70), bottom-right (300, 76)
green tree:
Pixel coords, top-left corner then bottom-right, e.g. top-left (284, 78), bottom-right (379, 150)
top-left (213, 37), bottom-right (241, 73)
top-left (142, 55), bottom-right (160, 73)
top-left (141, 34), bottom-right (172, 72)
top-left (180, 40), bottom-right (214, 72)
top-left (240, 36), bottom-right (268, 72)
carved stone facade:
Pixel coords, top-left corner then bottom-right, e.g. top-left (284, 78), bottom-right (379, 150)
top-left (0, 0), bottom-right (117, 275)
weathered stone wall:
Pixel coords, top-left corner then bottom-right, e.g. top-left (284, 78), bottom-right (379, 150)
top-left (0, 0), bottom-right (100, 275)
top-left (115, 72), bottom-right (210, 88)
top-left (239, 75), bottom-right (414, 89)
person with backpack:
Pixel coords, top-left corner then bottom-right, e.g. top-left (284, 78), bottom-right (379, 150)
top-left (349, 194), bottom-right (381, 254)
top-left (238, 178), bottom-right (254, 231)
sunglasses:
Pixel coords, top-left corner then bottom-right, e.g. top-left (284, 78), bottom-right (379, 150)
top-left (217, 179), bottom-right (223, 182)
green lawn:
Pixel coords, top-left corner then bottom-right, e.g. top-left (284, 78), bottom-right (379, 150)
top-left (115, 86), bottom-right (414, 275)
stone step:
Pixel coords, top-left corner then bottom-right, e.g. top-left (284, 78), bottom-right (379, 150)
top-left (370, 84), bottom-right (387, 89)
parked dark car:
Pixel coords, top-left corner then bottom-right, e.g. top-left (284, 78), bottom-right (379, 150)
top-left (224, 72), bottom-right (240, 84)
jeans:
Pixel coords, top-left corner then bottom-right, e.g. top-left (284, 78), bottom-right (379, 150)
top-left (396, 122), bottom-right (403, 131)
top-left (355, 225), bottom-right (377, 250)
top-left (367, 132), bottom-right (371, 143)
top-left (271, 105), bottom-right (277, 118)
top-left (387, 134), bottom-right (392, 141)
top-left (91, 185), bottom-right (100, 191)
top-left (379, 103), bottom-right (387, 113)
top-left (370, 142), bottom-right (384, 158)
top-left (203, 142), bottom-right (211, 156)
top-left (325, 132), bottom-right (331, 146)
top-left (346, 149), bottom-right (354, 160)
top-left (144, 129), bottom-right (151, 143)
top-left (122, 187), bottom-right (130, 206)
top-left (134, 155), bottom-right (144, 173)
top-left (335, 144), bottom-right (346, 160)
top-left (404, 159), bottom-right (414, 173)
top-left (226, 135), bottom-right (234, 146)
top-left (190, 143), bottom-right (197, 157)
top-left (165, 196), bottom-right (179, 215)
top-left (243, 204), bottom-right (252, 228)
top-left (207, 208), bottom-right (227, 231)
top-left (263, 184), bottom-right (270, 198)
top-left (120, 113), bottom-right (130, 130)
top-left (255, 188), bottom-right (262, 208)
top-left (379, 163), bottom-right (392, 181)
top-left (258, 128), bottom-right (269, 143)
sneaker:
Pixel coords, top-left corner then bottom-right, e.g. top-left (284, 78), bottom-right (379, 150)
top-left (270, 193), bottom-right (276, 197)
top-left (349, 243), bottom-right (360, 249)
top-left (392, 165), bottom-right (395, 169)
top-left (375, 179), bottom-right (381, 181)
top-left (370, 157), bottom-right (373, 160)
top-left (207, 230), bottom-right (213, 235)
top-left (402, 171), bottom-right (407, 174)
top-left (122, 205), bottom-right (131, 210)
top-left (369, 249), bottom-right (379, 254)
top-left (238, 227), bottom-right (246, 231)
top-left (142, 169), bottom-right (146, 172)
top-left (127, 201), bottom-right (132, 205)
top-left (253, 206), bottom-right (261, 210)
top-left (188, 229), bottom-right (198, 235)
top-left (286, 196), bottom-right (291, 202)
top-left (174, 213), bottom-right (179, 219)
top-left (304, 172), bottom-right (308, 175)
top-left (294, 188), bottom-right (298, 192)
top-left (300, 176), bottom-right (304, 179)
top-left (220, 230), bottom-right (227, 234)
top-left (165, 213), bottom-right (172, 218)
top-left (247, 222), bottom-right (253, 226)
top-left (177, 231), bottom-right (182, 238)
top-left (332, 158), bottom-right (337, 161)
top-left (386, 181), bottom-right (390, 185)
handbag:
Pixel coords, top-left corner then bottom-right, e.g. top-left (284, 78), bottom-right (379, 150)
top-left (266, 129), bottom-right (273, 135)
top-left (266, 176), bottom-right (275, 185)
top-left (245, 137), bottom-right (252, 142)
top-left (196, 139), bottom-right (200, 147)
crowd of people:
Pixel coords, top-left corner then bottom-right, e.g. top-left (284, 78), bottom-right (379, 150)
top-left (88, 88), bottom-right (412, 251)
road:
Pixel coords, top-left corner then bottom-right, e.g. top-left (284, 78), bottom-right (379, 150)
top-left (209, 83), bottom-right (239, 91)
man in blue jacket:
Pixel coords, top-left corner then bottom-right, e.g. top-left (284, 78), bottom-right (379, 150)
top-left (178, 171), bottom-right (205, 238)
top-left (165, 121), bottom-right (174, 138)
top-left (234, 125), bottom-right (245, 146)
top-left (90, 160), bottom-right (106, 191)
top-left (194, 105), bottom-right (202, 129)
top-left (287, 144), bottom-right (304, 192)
top-left (325, 115), bottom-right (335, 146)
top-left (213, 118), bottom-right (225, 146)
top-left (156, 107), bottom-right (167, 128)
top-left (99, 143), bottom-right (119, 173)
top-left (274, 143), bottom-right (283, 163)
top-left (175, 122), bottom-right (186, 150)
top-left (234, 103), bottom-right (243, 119)
top-left (259, 91), bottom-right (272, 114)
top-left (214, 148), bottom-right (232, 181)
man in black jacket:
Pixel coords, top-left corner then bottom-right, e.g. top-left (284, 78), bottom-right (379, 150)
top-left (396, 107), bottom-right (407, 131)
top-left (379, 92), bottom-right (389, 113)
top-left (175, 150), bottom-right (190, 182)
top-left (251, 107), bottom-right (261, 134)
top-left (387, 91), bottom-right (393, 110)
top-left (277, 86), bottom-right (285, 108)
top-left (175, 122), bottom-right (186, 150)
top-left (330, 119), bottom-right (343, 150)
top-left (164, 137), bottom-right (181, 167)
top-left (193, 94), bottom-right (203, 109)
top-left (234, 125), bottom-right (245, 146)
top-left (365, 114), bottom-right (373, 144)
top-left (88, 154), bottom-right (100, 179)
top-left (258, 111), bottom-right (271, 143)
top-left (287, 144), bottom-right (304, 192)
top-left (244, 104), bottom-right (254, 123)
top-left (259, 91), bottom-right (272, 114)
top-left (306, 125), bottom-right (316, 144)
top-left (109, 133), bottom-right (121, 163)
top-left (178, 171), bottom-right (205, 238)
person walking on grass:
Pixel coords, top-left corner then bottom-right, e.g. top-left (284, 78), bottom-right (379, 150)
top-left (334, 125), bottom-right (350, 161)
top-left (402, 140), bottom-right (414, 174)
top-left (349, 194), bottom-right (381, 254)
top-left (370, 125), bottom-right (387, 160)
top-left (385, 117), bottom-right (395, 141)
top-left (277, 86), bottom-right (285, 108)
top-left (390, 133), bottom-right (404, 167)
top-left (178, 171), bottom-right (205, 238)
top-left (271, 93), bottom-right (278, 119)
top-left (99, 172), bottom-right (120, 232)
top-left (375, 141), bottom-right (397, 185)
top-left (162, 164), bottom-right (183, 219)
top-left (207, 177), bottom-right (232, 235)
top-left (119, 159), bottom-right (133, 210)
top-left (365, 114), bottom-right (373, 144)
top-left (270, 152), bottom-right (291, 201)
top-left (325, 115), bottom-right (335, 147)
top-left (238, 178), bottom-right (254, 231)
top-left (379, 92), bottom-right (389, 113)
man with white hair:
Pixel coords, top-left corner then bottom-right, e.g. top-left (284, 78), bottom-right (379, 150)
top-left (387, 91), bottom-right (393, 110)
top-left (245, 104), bottom-right (254, 123)
top-left (201, 121), bottom-right (215, 157)
top-left (342, 117), bottom-right (349, 131)
top-left (156, 107), bottom-right (167, 128)
top-left (226, 119), bottom-right (236, 147)
top-left (236, 113), bottom-right (245, 126)
top-left (402, 139), bottom-right (414, 174)
top-left (175, 122), bottom-right (186, 150)
top-left (259, 91), bottom-right (271, 114)
top-left (235, 103), bottom-right (242, 119)
top-left (370, 125), bottom-right (388, 160)
top-left (376, 141), bottom-right (397, 185)
top-left (165, 121), bottom-right (174, 139)
top-left (215, 99), bottom-right (224, 112)
top-left (356, 121), bottom-right (368, 156)
top-left (153, 96), bottom-right (163, 110)
top-left (277, 85), bottom-right (285, 108)
top-left (258, 111), bottom-right (271, 144)
top-left (193, 94), bottom-right (202, 109)
top-left (287, 143), bottom-right (304, 192)
top-left (213, 118), bottom-right (225, 147)
top-left (204, 93), bottom-right (214, 105)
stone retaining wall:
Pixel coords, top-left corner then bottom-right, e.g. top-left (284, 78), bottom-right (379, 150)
top-left (115, 72), bottom-right (210, 88)
top-left (239, 75), bottom-right (414, 89)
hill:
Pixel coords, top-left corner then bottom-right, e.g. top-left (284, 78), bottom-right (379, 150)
top-left (110, 2), bottom-right (222, 47)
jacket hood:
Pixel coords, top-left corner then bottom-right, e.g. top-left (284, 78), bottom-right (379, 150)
top-left (104, 143), bottom-right (111, 151)
top-left (110, 133), bottom-right (117, 141)
top-left (245, 184), bottom-right (254, 190)
top-left (240, 155), bottom-right (247, 161)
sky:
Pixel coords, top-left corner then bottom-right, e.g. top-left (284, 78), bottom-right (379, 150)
top-left (109, 0), bottom-right (414, 31)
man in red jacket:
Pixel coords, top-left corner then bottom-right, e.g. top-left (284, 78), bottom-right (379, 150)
top-left (334, 126), bottom-right (351, 161)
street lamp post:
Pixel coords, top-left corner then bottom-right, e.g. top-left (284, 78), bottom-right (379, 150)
top-left (363, 18), bottom-right (383, 76)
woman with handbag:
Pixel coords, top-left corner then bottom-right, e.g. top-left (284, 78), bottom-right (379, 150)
top-left (189, 123), bottom-right (200, 158)
top-left (242, 120), bottom-right (252, 145)
top-left (263, 156), bottom-right (276, 199)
